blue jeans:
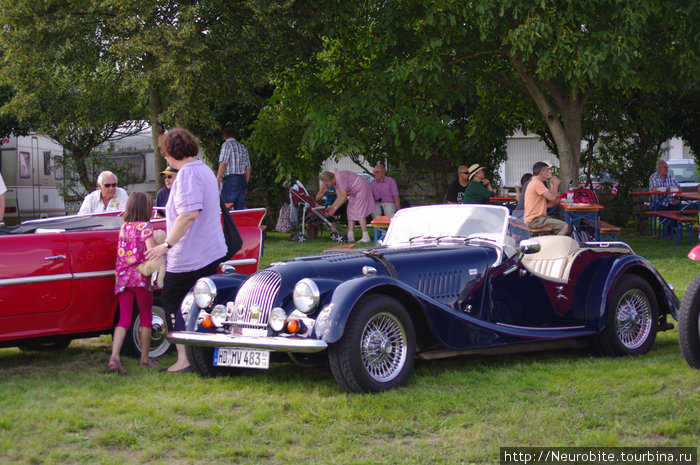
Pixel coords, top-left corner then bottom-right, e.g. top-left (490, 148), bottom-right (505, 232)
top-left (221, 175), bottom-right (247, 210)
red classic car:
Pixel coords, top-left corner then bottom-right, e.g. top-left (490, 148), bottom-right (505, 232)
top-left (0, 208), bottom-right (265, 357)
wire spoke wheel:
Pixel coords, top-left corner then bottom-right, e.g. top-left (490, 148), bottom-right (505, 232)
top-left (596, 275), bottom-right (658, 356)
top-left (328, 295), bottom-right (416, 393)
top-left (615, 289), bottom-right (652, 350)
top-left (360, 312), bottom-right (408, 383)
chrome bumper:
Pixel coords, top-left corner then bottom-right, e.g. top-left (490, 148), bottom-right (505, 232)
top-left (166, 331), bottom-right (328, 353)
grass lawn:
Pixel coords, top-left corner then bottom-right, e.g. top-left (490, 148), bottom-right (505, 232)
top-left (1, 230), bottom-right (698, 464)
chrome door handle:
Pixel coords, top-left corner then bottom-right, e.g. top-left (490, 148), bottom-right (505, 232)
top-left (44, 255), bottom-right (67, 260)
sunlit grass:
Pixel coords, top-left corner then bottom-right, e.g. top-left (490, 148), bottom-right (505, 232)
top-left (1, 229), bottom-right (698, 464)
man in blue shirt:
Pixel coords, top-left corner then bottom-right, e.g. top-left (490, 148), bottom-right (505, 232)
top-left (216, 127), bottom-right (251, 210)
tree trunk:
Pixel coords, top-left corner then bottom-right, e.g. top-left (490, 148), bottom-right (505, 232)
top-left (149, 87), bottom-right (165, 190)
top-left (509, 52), bottom-right (591, 190)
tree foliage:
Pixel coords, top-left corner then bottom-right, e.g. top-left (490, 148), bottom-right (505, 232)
top-left (0, 0), bottom-right (322, 191)
top-left (252, 0), bottom-right (700, 193)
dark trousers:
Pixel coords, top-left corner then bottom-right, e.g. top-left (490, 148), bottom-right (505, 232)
top-left (222, 174), bottom-right (247, 210)
top-left (161, 259), bottom-right (221, 331)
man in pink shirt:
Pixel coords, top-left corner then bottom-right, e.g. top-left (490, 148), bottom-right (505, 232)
top-left (523, 161), bottom-right (569, 235)
top-left (371, 164), bottom-right (401, 218)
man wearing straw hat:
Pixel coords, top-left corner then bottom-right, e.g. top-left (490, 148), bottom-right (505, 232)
top-left (462, 163), bottom-right (495, 204)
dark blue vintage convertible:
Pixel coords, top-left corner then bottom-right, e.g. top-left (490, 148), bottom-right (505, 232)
top-left (168, 205), bottom-right (679, 392)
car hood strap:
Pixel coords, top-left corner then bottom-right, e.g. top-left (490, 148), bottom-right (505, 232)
top-left (362, 250), bottom-right (398, 278)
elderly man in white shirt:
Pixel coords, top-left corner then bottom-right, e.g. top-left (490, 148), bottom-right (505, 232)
top-left (78, 170), bottom-right (129, 215)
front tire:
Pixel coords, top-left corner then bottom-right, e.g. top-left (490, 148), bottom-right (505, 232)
top-left (679, 274), bottom-right (700, 368)
top-left (328, 295), bottom-right (415, 393)
top-left (121, 302), bottom-right (173, 358)
top-left (186, 346), bottom-right (234, 377)
top-left (595, 275), bottom-right (658, 356)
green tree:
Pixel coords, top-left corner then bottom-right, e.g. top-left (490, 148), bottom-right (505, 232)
top-left (252, 0), bottom-right (700, 192)
top-left (0, 0), bottom-right (322, 192)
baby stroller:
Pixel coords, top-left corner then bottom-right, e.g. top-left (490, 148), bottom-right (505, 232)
top-left (288, 181), bottom-right (346, 243)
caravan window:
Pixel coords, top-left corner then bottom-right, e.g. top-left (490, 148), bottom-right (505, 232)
top-left (113, 153), bottom-right (146, 183)
top-left (43, 151), bottom-right (52, 176)
top-left (54, 155), bottom-right (64, 180)
top-left (19, 151), bottom-right (31, 178)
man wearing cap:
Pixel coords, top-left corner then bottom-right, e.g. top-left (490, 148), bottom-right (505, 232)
top-left (216, 127), bottom-right (251, 210)
top-left (462, 163), bottom-right (495, 204)
top-left (445, 165), bottom-right (470, 203)
top-left (523, 161), bottom-right (569, 235)
top-left (78, 171), bottom-right (129, 215)
top-left (156, 165), bottom-right (178, 217)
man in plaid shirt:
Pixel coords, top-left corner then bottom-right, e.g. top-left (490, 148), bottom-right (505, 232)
top-left (649, 160), bottom-right (680, 210)
top-left (216, 127), bottom-right (251, 210)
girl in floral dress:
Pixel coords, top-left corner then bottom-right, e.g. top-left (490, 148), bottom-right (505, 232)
top-left (109, 192), bottom-right (158, 374)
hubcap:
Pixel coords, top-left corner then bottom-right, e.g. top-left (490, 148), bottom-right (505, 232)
top-left (360, 312), bottom-right (408, 382)
top-left (615, 289), bottom-right (652, 349)
top-left (134, 306), bottom-right (171, 357)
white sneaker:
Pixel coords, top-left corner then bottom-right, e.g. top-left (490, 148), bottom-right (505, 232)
top-left (347, 232), bottom-right (355, 242)
top-left (358, 232), bottom-right (371, 243)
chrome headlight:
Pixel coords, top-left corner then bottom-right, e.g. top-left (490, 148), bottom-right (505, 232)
top-left (293, 278), bottom-right (320, 314)
top-left (180, 292), bottom-right (195, 313)
top-left (210, 305), bottom-right (227, 327)
top-left (269, 307), bottom-right (287, 332)
top-left (193, 278), bottom-right (217, 308)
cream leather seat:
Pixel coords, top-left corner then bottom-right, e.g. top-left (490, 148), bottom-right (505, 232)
top-left (521, 236), bottom-right (580, 283)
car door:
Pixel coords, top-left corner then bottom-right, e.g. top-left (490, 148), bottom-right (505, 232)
top-left (0, 232), bottom-right (72, 319)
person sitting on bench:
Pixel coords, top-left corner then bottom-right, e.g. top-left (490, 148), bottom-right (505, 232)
top-left (524, 161), bottom-right (569, 236)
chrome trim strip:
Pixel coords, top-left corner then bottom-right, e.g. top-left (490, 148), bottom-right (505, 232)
top-left (221, 258), bottom-right (258, 267)
top-left (167, 331), bottom-right (328, 353)
top-left (0, 270), bottom-right (115, 286)
top-left (0, 273), bottom-right (73, 286)
top-left (495, 322), bottom-right (586, 330)
top-left (73, 270), bottom-right (116, 280)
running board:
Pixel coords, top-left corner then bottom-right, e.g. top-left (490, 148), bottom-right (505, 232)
top-left (417, 339), bottom-right (589, 360)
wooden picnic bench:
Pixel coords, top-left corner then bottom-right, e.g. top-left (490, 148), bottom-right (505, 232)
top-left (508, 219), bottom-right (552, 243)
top-left (582, 219), bottom-right (621, 241)
top-left (645, 210), bottom-right (695, 245)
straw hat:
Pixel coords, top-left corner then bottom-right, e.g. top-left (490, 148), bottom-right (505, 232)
top-left (467, 163), bottom-right (485, 181)
top-left (160, 165), bottom-right (178, 175)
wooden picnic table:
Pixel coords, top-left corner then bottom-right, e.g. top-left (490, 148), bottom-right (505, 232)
top-left (559, 202), bottom-right (605, 240)
top-left (489, 195), bottom-right (518, 211)
top-left (370, 215), bottom-right (392, 244)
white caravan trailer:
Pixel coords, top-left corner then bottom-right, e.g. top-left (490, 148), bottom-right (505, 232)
top-left (0, 134), bottom-right (65, 225)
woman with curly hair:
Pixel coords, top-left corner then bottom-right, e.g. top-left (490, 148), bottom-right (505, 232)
top-left (146, 128), bottom-right (226, 373)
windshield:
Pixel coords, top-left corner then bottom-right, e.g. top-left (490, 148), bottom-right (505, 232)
top-left (382, 205), bottom-right (509, 247)
top-left (668, 162), bottom-right (698, 184)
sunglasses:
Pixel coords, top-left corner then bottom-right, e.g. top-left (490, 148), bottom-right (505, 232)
top-left (102, 183), bottom-right (117, 188)
top-left (164, 175), bottom-right (174, 180)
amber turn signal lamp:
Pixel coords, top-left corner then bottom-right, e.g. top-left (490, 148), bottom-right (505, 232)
top-left (286, 319), bottom-right (300, 334)
top-left (202, 315), bottom-right (214, 328)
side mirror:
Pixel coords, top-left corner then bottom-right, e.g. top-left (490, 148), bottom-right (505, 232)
top-left (519, 239), bottom-right (541, 254)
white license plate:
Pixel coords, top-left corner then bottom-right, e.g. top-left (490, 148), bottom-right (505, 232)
top-left (213, 347), bottom-right (270, 369)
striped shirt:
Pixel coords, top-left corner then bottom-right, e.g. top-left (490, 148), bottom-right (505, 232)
top-left (219, 137), bottom-right (251, 176)
top-left (649, 172), bottom-right (679, 207)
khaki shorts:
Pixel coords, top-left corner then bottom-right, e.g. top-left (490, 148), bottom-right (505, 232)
top-left (527, 216), bottom-right (567, 234)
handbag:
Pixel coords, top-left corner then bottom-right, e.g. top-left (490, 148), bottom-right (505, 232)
top-left (220, 197), bottom-right (243, 259)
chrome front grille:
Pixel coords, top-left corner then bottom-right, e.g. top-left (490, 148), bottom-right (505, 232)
top-left (229, 269), bottom-right (282, 328)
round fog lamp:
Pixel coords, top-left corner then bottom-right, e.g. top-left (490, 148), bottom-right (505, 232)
top-left (194, 278), bottom-right (217, 308)
top-left (269, 307), bottom-right (286, 332)
top-left (210, 305), bottom-right (227, 327)
top-left (293, 279), bottom-right (320, 313)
